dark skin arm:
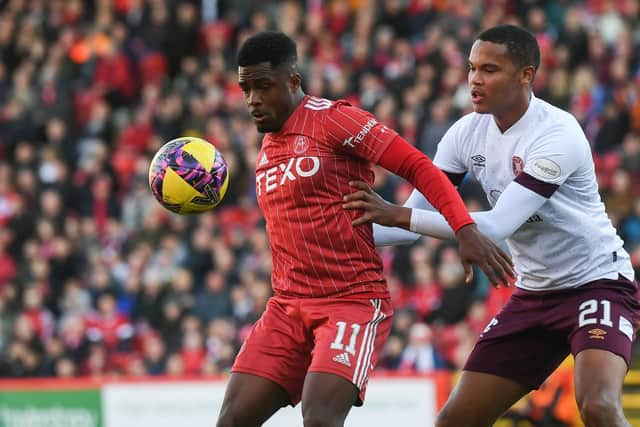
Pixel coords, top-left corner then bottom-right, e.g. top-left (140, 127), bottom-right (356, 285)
top-left (343, 180), bottom-right (514, 287)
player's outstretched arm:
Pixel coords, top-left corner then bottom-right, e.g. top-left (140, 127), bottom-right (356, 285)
top-left (324, 103), bottom-right (514, 285)
top-left (371, 185), bottom-right (439, 246)
top-left (372, 138), bottom-right (514, 286)
top-left (410, 181), bottom-right (548, 242)
top-left (372, 224), bottom-right (421, 246)
top-left (346, 178), bottom-right (548, 242)
top-left (344, 180), bottom-right (514, 286)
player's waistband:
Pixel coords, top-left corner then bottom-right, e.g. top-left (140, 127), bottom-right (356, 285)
top-left (273, 289), bottom-right (390, 300)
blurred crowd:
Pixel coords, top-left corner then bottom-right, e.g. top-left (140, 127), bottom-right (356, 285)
top-left (1, 0), bottom-right (640, 383)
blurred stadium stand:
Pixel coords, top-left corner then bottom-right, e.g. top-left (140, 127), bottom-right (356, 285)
top-left (1, 0), bottom-right (639, 424)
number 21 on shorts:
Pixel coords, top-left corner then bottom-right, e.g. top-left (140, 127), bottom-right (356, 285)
top-left (578, 299), bottom-right (613, 328)
top-left (578, 298), bottom-right (635, 342)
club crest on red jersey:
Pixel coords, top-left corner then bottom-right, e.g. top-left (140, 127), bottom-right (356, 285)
top-left (294, 136), bottom-right (309, 155)
top-left (512, 156), bottom-right (524, 176)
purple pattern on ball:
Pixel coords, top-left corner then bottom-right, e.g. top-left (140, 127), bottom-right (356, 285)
top-left (149, 139), bottom-right (186, 207)
top-left (172, 146), bottom-right (227, 194)
top-left (149, 139), bottom-right (228, 211)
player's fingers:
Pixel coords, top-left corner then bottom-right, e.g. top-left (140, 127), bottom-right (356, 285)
top-left (499, 247), bottom-right (513, 266)
top-left (495, 252), bottom-right (515, 282)
top-left (463, 261), bottom-right (473, 284)
top-left (479, 263), bottom-right (501, 288)
top-left (349, 181), bottom-right (371, 192)
top-left (492, 246), bottom-right (514, 280)
top-left (343, 190), bottom-right (373, 203)
top-left (489, 259), bottom-right (509, 287)
top-left (496, 246), bottom-right (514, 270)
top-left (342, 200), bottom-right (368, 210)
top-left (352, 214), bottom-right (372, 226)
top-left (343, 190), bottom-right (364, 201)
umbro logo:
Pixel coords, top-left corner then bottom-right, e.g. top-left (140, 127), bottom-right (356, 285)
top-left (588, 328), bottom-right (607, 339)
top-left (332, 352), bottom-right (351, 367)
top-left (471, 154), bottom-right (486, 167)
top-left (259, 153), bottom-right (268, 166)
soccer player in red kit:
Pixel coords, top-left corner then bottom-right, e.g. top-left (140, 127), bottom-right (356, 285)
top-left (216, 31), bottom-right (513, 427)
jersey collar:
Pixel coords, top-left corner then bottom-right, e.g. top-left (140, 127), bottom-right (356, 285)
top-left (270, 95), bottom-right (311, 137)
top-left (494, 93), bottom-right (537, 137)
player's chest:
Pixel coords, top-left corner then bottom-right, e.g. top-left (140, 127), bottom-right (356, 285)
top-left (466, 135), bottom-right (528, 204)
top-left (255, 135), bottom-right (336, 201)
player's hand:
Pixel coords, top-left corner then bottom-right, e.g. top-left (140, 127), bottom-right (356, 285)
top-left (342, 181), bottom-right (411, 228)
top-left (455, 224), bottom-right (514, 288)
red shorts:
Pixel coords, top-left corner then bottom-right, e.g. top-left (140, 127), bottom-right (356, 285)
top-left (232, 295), bottom-right (393, 406)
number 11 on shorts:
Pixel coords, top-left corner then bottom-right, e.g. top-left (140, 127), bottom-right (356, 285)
top-left (330, 321), bottom-right (361, 356)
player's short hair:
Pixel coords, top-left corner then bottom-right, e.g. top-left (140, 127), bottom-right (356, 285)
top-left (237, 31), bottom-right (298, 70)
top-left (477, 25), bottom-right (540, 71)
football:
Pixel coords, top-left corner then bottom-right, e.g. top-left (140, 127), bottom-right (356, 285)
top-left (148, 137), bottom-right (229, 215)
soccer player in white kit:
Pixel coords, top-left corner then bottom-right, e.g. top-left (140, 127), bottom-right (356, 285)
top-left (343, 25), bottom-right (640, 426)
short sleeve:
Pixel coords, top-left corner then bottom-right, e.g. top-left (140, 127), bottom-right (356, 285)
top-left (433, 118), bottom-right (468, 174)
top-left (522, 122), bottom-right (588, 185)
top-left (323, 101), bottom-right (398, 163)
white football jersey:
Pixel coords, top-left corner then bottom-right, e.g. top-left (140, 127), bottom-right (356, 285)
top-left (434, 95), bottom-right (634, 290)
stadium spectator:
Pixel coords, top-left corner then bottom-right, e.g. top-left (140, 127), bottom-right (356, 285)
top-left (399, 322), bottom-right (449, 372)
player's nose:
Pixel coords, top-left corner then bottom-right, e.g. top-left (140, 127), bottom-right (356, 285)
top-left (469, 70), bottom-right (483, 87)
top-left (247, 89), bottom-right (263, 106)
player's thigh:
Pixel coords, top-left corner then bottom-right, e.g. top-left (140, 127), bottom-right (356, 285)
top-left (217, 372), bottom-right (290, 427)
top-left (301, 372), bottom-right (358, 424)
top-left (464, 290), bottom-right (571, 390)
top-left (436, 371), bottom-right (529, 427)
top-left (306, 298), bottom-right (393, 406)
top-left (232, 296), bottom-right (312, 405)
top-left (574, 349), bottom-right (627, 408)
top-left (569, 276), bottom-right (640, 369)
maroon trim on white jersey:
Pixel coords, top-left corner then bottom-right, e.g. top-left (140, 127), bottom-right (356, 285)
top-left (515, 172), bottom-right (559, 198)
top-left (443, 171), bottom-right (466, 187)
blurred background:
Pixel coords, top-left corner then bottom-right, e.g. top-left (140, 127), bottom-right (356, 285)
top-left (0, 0), bottom-right (639, 426)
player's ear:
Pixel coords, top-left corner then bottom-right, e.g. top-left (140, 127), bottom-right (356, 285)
top-left (521, 65), bottom-right (535, 86)
top-left (289, 72), bottom-right (302, 92)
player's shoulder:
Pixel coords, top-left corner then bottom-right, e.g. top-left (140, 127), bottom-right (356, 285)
top-left (289, 96), bottom-right (336, 128)
top-left (318, 97), bottom-right (378, 131)
top-left (300, 96), bottom-right (367, 123)
top-left (526, 97), bottom-right (590, 157)
top-left (530, 97), bottom-right (584, 136)
top-left (280, 96), bottom-right (336, 137)
top-left (303, 96), bottom-right (335, 112)
top-left (444, 110), bottom-right (491, 143)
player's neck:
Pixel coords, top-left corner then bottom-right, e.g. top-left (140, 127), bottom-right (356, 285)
top-left (493, 92), bottom-right (532, 133)
top-left (292, 91), bottom-right (306, 108)
top-left (284, 91), bottom-right (306, 120)
top-left (271, 91), bottom-right (306, 135)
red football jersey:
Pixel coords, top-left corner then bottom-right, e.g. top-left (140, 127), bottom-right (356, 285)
top-left (255, 96), bottom-right (397, 298)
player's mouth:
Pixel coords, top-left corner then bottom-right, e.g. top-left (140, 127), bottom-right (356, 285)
top-left (251, 111), bottom-right (268, 124)
top-left (471, 90), bottom-right (485, 104)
